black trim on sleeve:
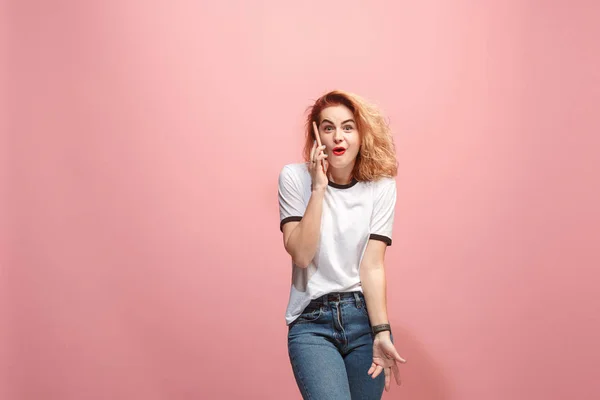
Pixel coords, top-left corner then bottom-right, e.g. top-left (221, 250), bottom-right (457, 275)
top-left (280, 216), bottom-right (303, 232)
top-left (369, 234), bottom-right (392, 246)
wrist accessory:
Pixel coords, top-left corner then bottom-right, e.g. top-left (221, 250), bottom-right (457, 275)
top-left (371, 323), bottom-right (391, 336)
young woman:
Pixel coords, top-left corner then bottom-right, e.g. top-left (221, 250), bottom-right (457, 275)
top-left (278, 90), bottom-right (407, 399)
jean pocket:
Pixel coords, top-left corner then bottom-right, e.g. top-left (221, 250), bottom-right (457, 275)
top-left (358, 302), bottom-right (369, 317)
top-left (294, 306), bottom-right (323, 324)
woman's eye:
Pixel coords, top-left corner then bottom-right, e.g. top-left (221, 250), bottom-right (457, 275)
top-left (344, 125), bottom-right (354, 131)
top-left (324, 126), bottom-right (333, 132)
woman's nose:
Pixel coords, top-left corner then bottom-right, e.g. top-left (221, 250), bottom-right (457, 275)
top-left (333, 129), bottom-right (344, 142)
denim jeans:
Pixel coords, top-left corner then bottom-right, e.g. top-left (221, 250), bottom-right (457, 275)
top-left (287, 291), bottom-right (390, 400)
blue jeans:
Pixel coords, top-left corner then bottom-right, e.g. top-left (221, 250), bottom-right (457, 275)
top-left (287, 291), bottom-right (390, 400)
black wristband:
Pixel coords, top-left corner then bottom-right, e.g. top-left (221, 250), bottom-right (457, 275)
top-left (371, 323), bottom-right (391, 335)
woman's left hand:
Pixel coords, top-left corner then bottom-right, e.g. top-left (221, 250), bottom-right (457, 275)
top-left (368, 333), bottom-right (407, 391)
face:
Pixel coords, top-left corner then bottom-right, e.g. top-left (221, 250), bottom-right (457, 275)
top-left (317, 105), bottom-right (360, 170)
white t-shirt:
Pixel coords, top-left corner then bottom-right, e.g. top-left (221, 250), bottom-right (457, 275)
top-left (278, 162), bottom-right (397, 325)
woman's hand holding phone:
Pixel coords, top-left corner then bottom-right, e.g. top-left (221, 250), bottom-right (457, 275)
top-left (309, 121), bottom-right (328, 192)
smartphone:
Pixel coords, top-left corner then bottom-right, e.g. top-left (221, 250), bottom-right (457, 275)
top-left (313, 121), bottom-right (323, 148)
top-left (312, 121), bottom-right (326, 169)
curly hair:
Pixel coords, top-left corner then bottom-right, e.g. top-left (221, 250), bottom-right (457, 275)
top-left (303, 90), bottom-right (398, 181)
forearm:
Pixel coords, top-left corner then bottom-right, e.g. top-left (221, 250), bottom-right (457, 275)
top-left (285, 188), bottom-right (325, 268)
top-left (360, 264), bottom-right (391, 337)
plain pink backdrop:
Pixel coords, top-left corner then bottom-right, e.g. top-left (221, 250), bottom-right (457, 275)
top-left (3, 1), bottom-right (600, 399)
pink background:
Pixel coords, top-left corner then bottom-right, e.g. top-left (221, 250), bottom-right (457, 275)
top-left (3, 1), bottom-right (600, 399)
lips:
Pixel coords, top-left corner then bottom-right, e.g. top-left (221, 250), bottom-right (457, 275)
top-left (332, 147), bottom-right (346, 156)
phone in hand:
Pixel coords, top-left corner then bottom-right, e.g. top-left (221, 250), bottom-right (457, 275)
top-left (312, 121), bottom-right (326, 170)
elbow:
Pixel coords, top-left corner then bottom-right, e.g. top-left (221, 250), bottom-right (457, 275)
top-left (292, 256), bottom-right (311, 269)
top-left (285, 243), bottom-right (312, 269)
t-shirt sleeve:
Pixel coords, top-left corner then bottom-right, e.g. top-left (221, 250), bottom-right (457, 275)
top-left (369, 178), bottom-right (397, 246)
top-left (278, 165), bottom-right (307, 232)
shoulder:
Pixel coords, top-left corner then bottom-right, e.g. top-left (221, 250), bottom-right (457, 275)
top-left (362, 176), bottom-right (396, 191)
top-left (378, 176), bottom-right (396, 189)
top-left (279, 162), bottom-right (309, 177)
top-left (278, 162), bottom-right (310, 186)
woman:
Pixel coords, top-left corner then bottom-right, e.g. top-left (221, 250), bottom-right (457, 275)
top-left (278, 90), bottom-right (407, 399)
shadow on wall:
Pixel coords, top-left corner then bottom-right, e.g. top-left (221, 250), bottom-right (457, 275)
top-left (384, 326), bottom-right (451, 400)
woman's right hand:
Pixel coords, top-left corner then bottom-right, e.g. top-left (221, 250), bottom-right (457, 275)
top-left (310, 122), bottom-right (329, 192)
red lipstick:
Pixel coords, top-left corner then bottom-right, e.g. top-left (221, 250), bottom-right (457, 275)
top-left (332, 147), bottom-right (346, 156)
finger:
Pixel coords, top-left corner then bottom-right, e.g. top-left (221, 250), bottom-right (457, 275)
top-left (368, 362), bottom-right (376, 375)
top-left (390, 349), bottom-right (407, 364)
top-left (312, 121), bottom-right (322, 148)
top-left (384, 343), bottom-right (407, 364)
top-left (316, 146), bottom-right (327, 169)
top-left (372, 365), bottom-right (384, 379)
top-left (392, 364), bottom-right (402, 386)
top-left (384, 368), bottom-right (391, 391)
top-left (310, 141), bottom-right (317, 163)
top-left (311, 143), bottom-right (321, 168)
top-left (316, 151), bottom-right (328, 161)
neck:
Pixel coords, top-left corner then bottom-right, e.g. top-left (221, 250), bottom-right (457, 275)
top-left (327, 164), bottom-right (355, 185)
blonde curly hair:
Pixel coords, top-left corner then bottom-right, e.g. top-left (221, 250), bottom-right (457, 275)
top-left (302, 90), bottom-right (398, 181)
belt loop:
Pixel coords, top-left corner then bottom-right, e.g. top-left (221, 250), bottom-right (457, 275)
top-left (353, 292), bottom-right (362, 308)
top-left (323, 293), bottom-right (329, 307)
